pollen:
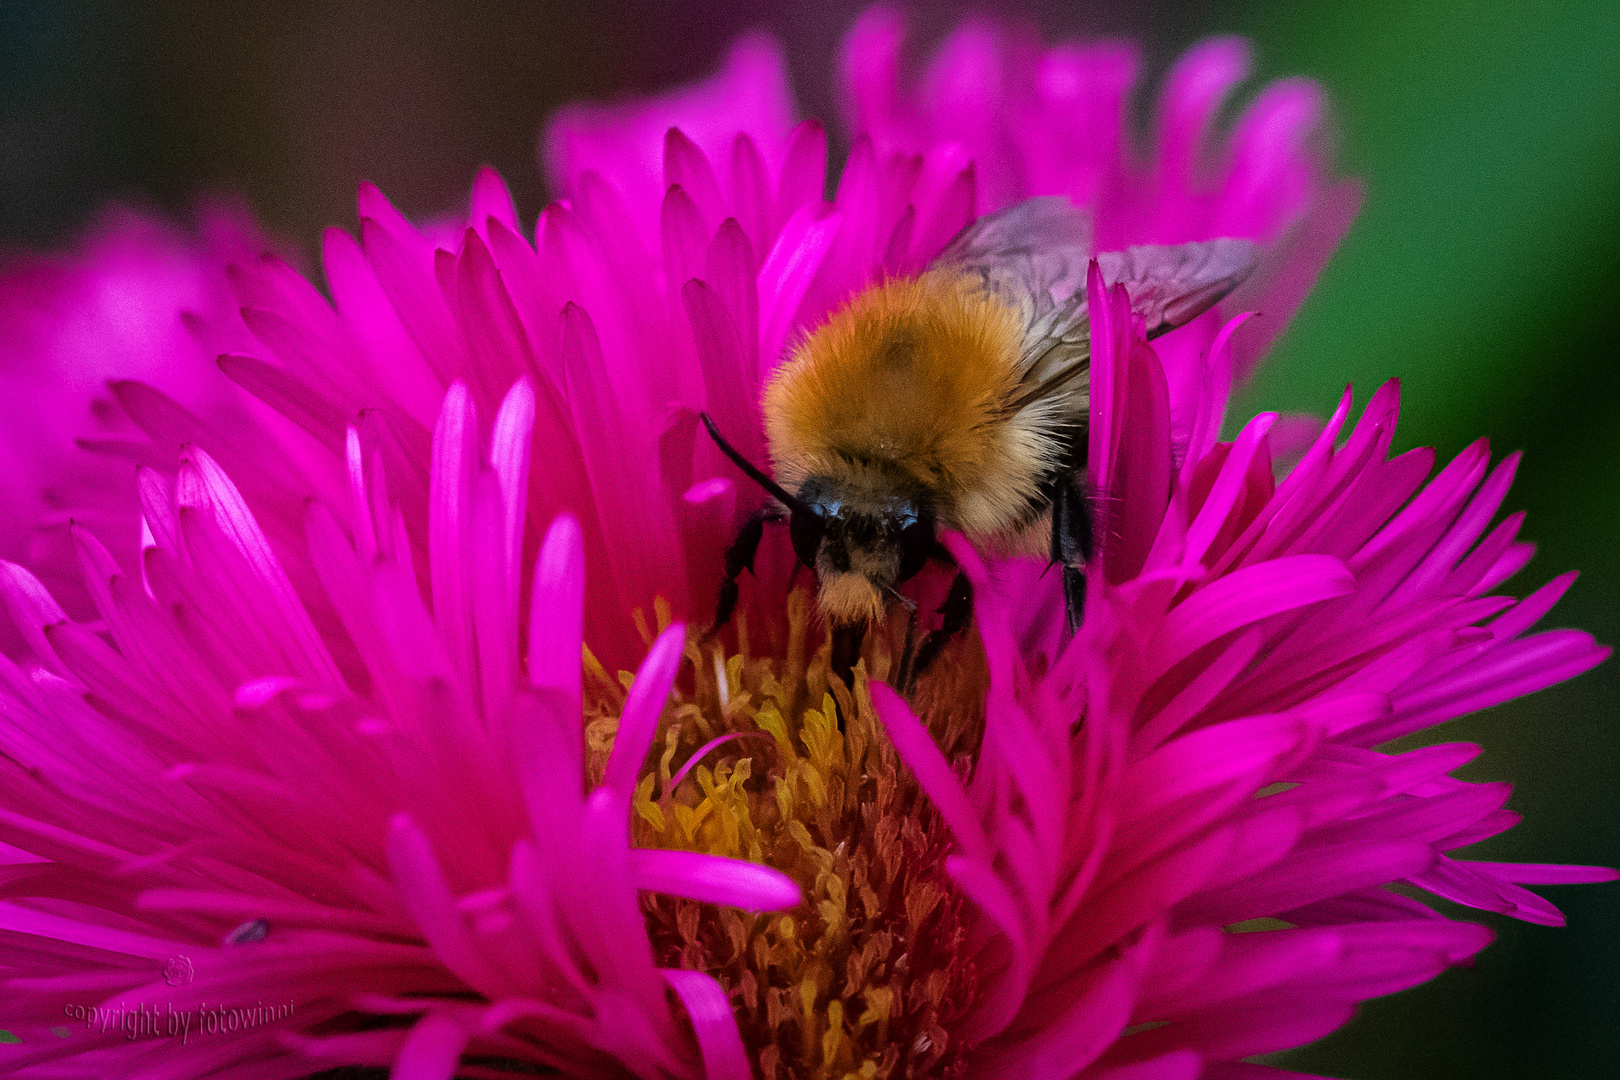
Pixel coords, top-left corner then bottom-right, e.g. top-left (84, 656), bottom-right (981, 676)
top-left (603, 588), bottom-right (988, 1078)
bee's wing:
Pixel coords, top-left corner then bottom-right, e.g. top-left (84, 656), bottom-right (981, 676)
top-left (934, 200), bottom-right (1260, 419)
top-left (998, 239), bottom-right (1259, 417)
top-left (1094, 238), bottom-right (1259, 340)
top-left (932, 196), bottom-right (1094, 313)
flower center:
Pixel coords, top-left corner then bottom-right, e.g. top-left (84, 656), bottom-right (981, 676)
top-left (596, 588), bottom-right (987, 1078)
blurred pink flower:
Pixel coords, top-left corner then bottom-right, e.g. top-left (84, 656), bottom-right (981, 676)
top-left (0, 201), bottom-right (272, 624)
top-left (836, 8), bottom-right (1362, 384)
top-left (0, 9), bottom-right (1608, 1080)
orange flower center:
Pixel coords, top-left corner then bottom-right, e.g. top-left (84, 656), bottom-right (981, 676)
top-left (593, 588), bottom-right (988, 1078)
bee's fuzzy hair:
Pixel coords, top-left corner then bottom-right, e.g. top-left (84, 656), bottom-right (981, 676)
top-left (764, 271), bottom-right (1066, 537)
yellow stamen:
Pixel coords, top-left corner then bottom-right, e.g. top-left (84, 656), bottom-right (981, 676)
top-left (609, 586), bottom-right (987, 1078)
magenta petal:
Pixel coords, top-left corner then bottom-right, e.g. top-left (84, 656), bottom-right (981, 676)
top-left (359, 215), bottom-right (465, 382)
top-left (1148, 555), bottom-right (1355, 678)
top-left (683, 279), bottom-right (759, 468)
top-left (322, 225), bottom-right (442, 425)
top-left (0, 561), bottom-right (71, 677)
top-left (1182, 411), bottom-right (1276, 567)
top-left (1157, 37), bottom-right (1251, 196)
top-left (600, 623), bottom-right (686, 805)
top-left (705, 219), bottom-right (760, 378)
top-left (869, 682), bottom-right (990, 862)
top-left (660, 184), bottom-right (709, 293)
top-left (176, 445), bottom-right (343, 687)
top-left (1464, 862), bottom-right (1619, 885)
top-left (490, 379), bottom-right (535, 582)
top-left (0, 897), bottom-right (186, 957)
top-left (218, 354), bottom-right (348, 451)
top-left (558, 302), bottom-right (676, 624)
top-left (839, 7), bottom-right (906, 133)
top-left (1231, 179), bottom-right (1363, 377)
top-left (1182, 840), bottom-right (1435, 925)
top-left (1217, 78), bottom-right (1325, 238)
top-left (429, 382), bottom-right (478, 687)
top-left (1126, 712), bottom-right (1315, 812)
top-left (1111, 350), bottom-right (1173, 580)
top-left (661, 969), bottom-right (752, 1080)
top-left (776, 119), bottom-right (828, 220)
top-left (575, 787), bottom-right (670, 982)
top-left (386, 815), bottom-right (507, 993)
top-left (469, 166), bottom-right (520, 235)
top-left (911, 161), bottom-right (977, 263)
top-left (758, 205), bottom-right (842, 369)
top-left (1409, 857), bottom-right (1570, 926)
top-left (391, 1011), bottom-right (471, 1080)
top-left (528, 515), bottom-right (585, 706)
top-left (453, 230), bottom-right (537, 411)
top-left (1485, 569), bottom-right (1578, 640)
top-left (629, 848), bottom-right (800, 911)
top-left (110, 378), bottom-right (214, 456)
top-left (992, 952), bottom-right (1139, 1074)
top-left (665, 128), bottom-right (725, 230)
top-left (1118, 997), bottom-right (1355, 1063)
top-left (729, 132), bottom-right (775, 253)
top-left (1392, 630), bottom-right (1608, 733)
top-left (544, 33), bottom-right (793, 228)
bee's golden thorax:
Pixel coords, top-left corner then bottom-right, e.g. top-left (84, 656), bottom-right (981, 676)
top-left (765, 272), bottom-right (1057, 538)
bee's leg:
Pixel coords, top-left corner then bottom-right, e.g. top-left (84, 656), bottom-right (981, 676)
top-left (894, 604), bottom-right (920, 694)
top-left (1062, 568), bottom-right (1087, 633)
top-left (909, 570), bottom-right (973, 685)
top-left (830, 621), bottom-right (866, 687)
top-left (827, 620), bottom-right (869, 731)
top-left (710, 509), bottom-right (770, 637)
top-left (1050, 475), bottom-right (1093, 633)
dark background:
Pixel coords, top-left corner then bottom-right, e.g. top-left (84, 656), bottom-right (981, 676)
top-left (2, 0), bottom-right (1616, 1076)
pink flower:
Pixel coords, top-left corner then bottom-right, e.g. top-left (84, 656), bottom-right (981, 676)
top-left (0, 9), bottom-right (1607, 1080)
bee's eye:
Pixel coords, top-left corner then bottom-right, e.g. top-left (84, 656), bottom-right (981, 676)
top-left (896, 516), bottom-right (934, 583)
top-left (789, 512), bottom-right (824, 568)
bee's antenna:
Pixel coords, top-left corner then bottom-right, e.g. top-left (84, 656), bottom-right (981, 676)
top-left (700, 413), bottom-right (820, 521)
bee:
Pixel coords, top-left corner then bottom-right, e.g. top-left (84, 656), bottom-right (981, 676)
top-left (703, 197), bottom-right (1256, 684)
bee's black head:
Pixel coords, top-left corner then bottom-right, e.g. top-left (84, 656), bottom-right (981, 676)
top-left (794, 477), bottom-right (935, 623)
top-left (698, 413), bottom-right (935, 624)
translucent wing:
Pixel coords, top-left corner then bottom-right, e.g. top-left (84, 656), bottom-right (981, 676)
top-left (933, 198), bottom-right (1259, 420)
top-left (1095, 238), bottom-right (1259, 340)
top-left (932, 196), bottom-right (1094, 312)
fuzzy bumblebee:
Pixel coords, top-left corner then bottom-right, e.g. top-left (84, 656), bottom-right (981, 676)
top-left (704, 197), bottom-right (1256, 682)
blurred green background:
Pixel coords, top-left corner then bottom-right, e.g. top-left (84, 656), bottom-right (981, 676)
top-left (2, 0), bottom-right (1615, 1076)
